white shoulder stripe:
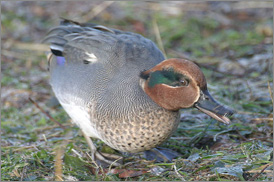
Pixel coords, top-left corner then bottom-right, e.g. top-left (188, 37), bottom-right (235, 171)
top-left (50, 44), bottom-right (64, 52)
top-left (85, 52), bottom-right (97, 63)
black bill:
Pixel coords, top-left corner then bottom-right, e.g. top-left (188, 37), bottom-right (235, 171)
top-left (194, 89), bottom-right (234, 124)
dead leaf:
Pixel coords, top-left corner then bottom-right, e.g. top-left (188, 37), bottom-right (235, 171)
top-left (110, 168), bottom-right (148, 178)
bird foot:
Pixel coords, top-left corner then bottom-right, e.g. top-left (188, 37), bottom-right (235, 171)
top-left (82, 131), bottom-right (123, 167)
top-left (143, 147), bottom-right (181, 162)
top-left (93, 151), bottom-right (123, 168)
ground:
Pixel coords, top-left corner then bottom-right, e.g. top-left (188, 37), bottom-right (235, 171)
top-left (1, 1), bottom-right (273, 181)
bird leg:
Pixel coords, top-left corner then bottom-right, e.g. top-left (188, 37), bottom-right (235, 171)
top-left (82, 131), bottom-right (122, 167)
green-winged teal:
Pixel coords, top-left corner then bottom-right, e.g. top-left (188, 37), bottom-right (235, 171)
top-left (44, 19), bottom-right (233, 166)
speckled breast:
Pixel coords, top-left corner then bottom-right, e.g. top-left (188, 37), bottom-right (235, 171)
top-left (92, 106), bottom-right (180, 153)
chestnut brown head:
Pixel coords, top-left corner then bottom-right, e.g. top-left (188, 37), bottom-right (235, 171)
top-left (140, 58), bottom-right (233, 124)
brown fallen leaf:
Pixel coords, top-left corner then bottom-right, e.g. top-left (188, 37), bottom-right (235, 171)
top-left (86, 165), bottom-right (108, 176)
top-left (110, 168), bottom-right (148, 178)
top-left (133, 20), bottom-right (145, 34)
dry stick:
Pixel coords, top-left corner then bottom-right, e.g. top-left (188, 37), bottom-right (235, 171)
top-left (251, 117), bottom-right (273, 122)
top-left (29, 97), bottom-right (66, 130)
top-left (82, 1), bottom-right (115, 21)
top-left (248, 164), bottom-right (270, 181)
top-left (267, 81), bottom-right (273, 104)
top-left (152, 17), bottom-right (167, 59)
top-left (14, 42), bottom-right (49, 52)
top-left (54, 147), bottom-right (64, 181)
top-left (54, 132), bottom-right (72, 181)
top-left (173, 164), bottom-right (186, 181)
top-left (54, 130), bottom-right (73, 181)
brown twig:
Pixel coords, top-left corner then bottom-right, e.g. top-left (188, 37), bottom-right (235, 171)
top-left (29, 97), bottom-right (66, 130)
top-left (248, 164), bottom-right (270, 181)
top-left (235, 129), bottom-right (248, 141)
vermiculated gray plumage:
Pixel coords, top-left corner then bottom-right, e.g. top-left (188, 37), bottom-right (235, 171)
top-left (44, 20), bottom-right (179, 152)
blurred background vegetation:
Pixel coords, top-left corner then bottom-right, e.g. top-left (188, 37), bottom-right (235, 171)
top-left (1, 1), bottom-right (273, 181)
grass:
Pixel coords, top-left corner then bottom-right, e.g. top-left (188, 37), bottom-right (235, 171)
top-left (1, 1), bottom-right (273, 181)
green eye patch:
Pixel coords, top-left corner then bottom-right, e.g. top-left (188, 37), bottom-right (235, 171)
top-left (148, 68), bottom-right (189, 88)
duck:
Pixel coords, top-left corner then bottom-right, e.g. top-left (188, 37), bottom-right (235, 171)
top-left (43, 19), bottom-right (233, 166)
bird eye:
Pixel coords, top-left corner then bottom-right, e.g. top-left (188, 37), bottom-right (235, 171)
top-left (180, 78), bottom-right (189, 86)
